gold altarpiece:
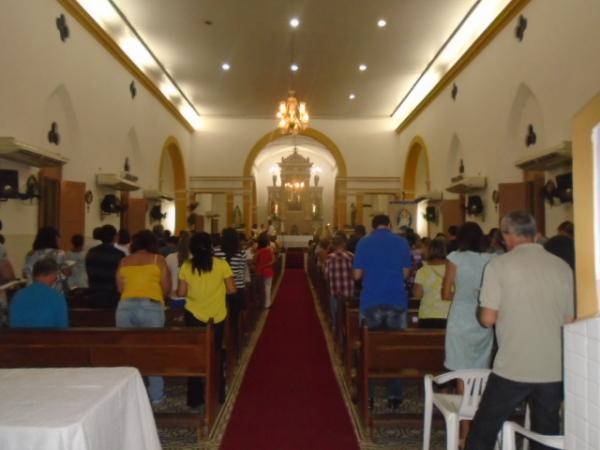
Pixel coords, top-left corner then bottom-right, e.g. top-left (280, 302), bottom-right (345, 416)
top-left (268, 149), bottom-right (323, 235)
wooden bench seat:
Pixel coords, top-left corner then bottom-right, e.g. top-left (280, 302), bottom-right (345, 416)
top-left (0, 326), bottom-right (219, 435)
top-left (358, 326), bottom-right (446, 431)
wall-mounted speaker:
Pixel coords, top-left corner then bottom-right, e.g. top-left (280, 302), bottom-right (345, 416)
top-left (0, 170), bottom-right (19, 197)
top-left (424, 206), bottom-right (438, 222)
top-left (555, 172), bottom-right (573, 203)
top-left (467, 195), bottom-right (484, 215)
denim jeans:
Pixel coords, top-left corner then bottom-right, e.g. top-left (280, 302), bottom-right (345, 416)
top-left (116, 298), bottom-right (165, 403)
top-left (329, 295), bottom-right (339, 332)
top-left (360, 305), bottom-right (407, 400)
top-left (465, 373), bottom-right (563, 450)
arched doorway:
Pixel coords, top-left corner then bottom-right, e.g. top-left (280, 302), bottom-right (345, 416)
top-left (243, 128), bottom-right (347, 234)
top-left (402, 136), bottom-right (430, 200)
top-left (401, 136), bottom-right (432, 236)
top-left (160, 136), bottom-right (187, 233)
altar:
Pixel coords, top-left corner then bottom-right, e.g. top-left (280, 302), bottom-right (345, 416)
top-left (268, 148), bottom-right (323, 235)
top-left (281, 234), bottom-right (313, 248)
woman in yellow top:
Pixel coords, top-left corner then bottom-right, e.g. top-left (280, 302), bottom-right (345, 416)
top-left (178, 231), bottom-right (235, 409)
top-left (413, 238), bottom-right (450, 329)
top-left (116, 230), bottom-right (171, 404)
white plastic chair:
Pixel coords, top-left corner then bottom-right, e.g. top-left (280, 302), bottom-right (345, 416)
top-left (423, 369), bottom-right (491, 450)
top-left (501, 421), bottom-right (564, 450)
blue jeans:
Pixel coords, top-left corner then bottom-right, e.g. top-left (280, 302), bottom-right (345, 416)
top-left (329, 295), bottom-right (339, 331)
top-left (116, 298), bottom-right (165, 402)
top-left (360, 305), bottom-right (407, 400)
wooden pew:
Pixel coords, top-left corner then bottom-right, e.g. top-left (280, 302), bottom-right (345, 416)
top-left (342, 301), bottom-right (360, 388)
top-left (341, 303), bottom-right (422, 390)
top-left (69, 308), bottom-right (115, 327)
top-left (68, 307), bottom-right (185, 328)
top-left (0, 326), bottom-right (219, 436)
top-left (358, 325), bottom-right (446, 432)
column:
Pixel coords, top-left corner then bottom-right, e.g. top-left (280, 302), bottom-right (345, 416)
top-left (226, 192), bottom-right (234, 227)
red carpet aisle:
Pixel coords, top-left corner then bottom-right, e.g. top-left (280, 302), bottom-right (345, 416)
top-left (220, 268), bottom-right (360, 450)
top-left (285, 248), bottom-right (305, 269)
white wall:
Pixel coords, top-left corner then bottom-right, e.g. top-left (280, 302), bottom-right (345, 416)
top-left (190, 117), bottom-right (400, 177)
top-left (395, 0), bottom-right (600, 234)
top-left (0, 1), bottom-right (191, 273)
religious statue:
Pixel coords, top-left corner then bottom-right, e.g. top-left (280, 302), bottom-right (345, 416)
top-left (232, 205), bottom-right (243, 228)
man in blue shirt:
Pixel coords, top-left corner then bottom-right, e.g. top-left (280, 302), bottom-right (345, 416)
top-left (353, 214), bottom-right (412, 409)
top-left (10, 258), bottom-right (68, 328)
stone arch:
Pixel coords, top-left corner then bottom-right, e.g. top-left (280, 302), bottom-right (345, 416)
top-left (243, 128), bottom-right (347, 232)
top-left (160, 136), bottom-right (187, 232)
top-left (243, 128), bottom-right (347, 177)
top-left (44, 83), bottom-right (81, 154)
top-left (507, 82), bottom-right (545, 156)
top-left (402, 136), bottom-right (430, 200)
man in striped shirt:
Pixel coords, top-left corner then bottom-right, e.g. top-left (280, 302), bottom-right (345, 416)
top-left (324, 235), bottom-right (355, 332)
top-left (214, 229), bottom-right (248, 359)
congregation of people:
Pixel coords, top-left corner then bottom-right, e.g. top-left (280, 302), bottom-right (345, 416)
top-left (0, 212), bottom-right (576, 447)
top-left (309, 212), bottom-right (575, 450)
top-left (0, 223), bottom-right (281, 408)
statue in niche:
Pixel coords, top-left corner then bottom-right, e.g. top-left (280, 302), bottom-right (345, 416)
top-left (287, 192), bottom-right (302, 211)
top-left (350, 203), bottom-right (357, 227)
top-left (232, 205), bottom-right (243, 228)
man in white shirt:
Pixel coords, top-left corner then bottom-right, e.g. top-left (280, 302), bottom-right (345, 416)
top-left (465, 211), bottom-right (574, 450)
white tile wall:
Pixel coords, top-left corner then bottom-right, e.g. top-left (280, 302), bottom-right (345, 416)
top-left (564, 316), bottom-right (600, 449)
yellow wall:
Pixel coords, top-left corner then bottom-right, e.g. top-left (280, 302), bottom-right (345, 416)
top-left (573, 91), bottom-right (600, 318)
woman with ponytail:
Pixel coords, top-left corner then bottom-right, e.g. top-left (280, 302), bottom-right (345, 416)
top-left (177, 232), bottom-right (235, 409)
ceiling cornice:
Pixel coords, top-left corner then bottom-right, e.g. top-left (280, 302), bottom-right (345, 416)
top-left (57, 0), bottom-right (194, 133)
top-left (395, 0), bottom-right (532, 135)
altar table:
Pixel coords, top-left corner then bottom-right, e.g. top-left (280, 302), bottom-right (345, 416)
top-left (281, 234), bottom-right (313, 248)
top-left (0, 367), bottom-right (161, 450)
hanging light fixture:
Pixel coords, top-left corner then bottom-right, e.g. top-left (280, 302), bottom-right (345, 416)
top-left (277, 90), bottom-right (309, 135)
top-left (276, 21), bottom-right (309, 135)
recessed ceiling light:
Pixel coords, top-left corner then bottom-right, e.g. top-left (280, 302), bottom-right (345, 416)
top-left (290, 63), bottom-right (299, 72)
top-left (221, 63), bottom-right (230, 71)
top-left (377, 19), bottom-right (387, 28)
top-left (349, 93), bottom-right (356, 100)
top-left (359, 64), bottom-right (367, 71)
top-left (290, 17), bottom-right (300, 28)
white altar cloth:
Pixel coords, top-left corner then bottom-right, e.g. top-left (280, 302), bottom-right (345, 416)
top-left (281, 234), bottom-right (312, 248)
top-left (0, 367), bottom-right (161, 450)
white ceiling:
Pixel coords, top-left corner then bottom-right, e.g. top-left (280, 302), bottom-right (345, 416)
top-left (113, 0), bottom-right (476, 118)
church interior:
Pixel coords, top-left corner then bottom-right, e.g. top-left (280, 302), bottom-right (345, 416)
top-left (1, 0), bottom-right (599, 449)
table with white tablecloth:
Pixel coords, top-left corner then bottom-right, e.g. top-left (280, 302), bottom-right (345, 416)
top-left (280, 234), bottom-right (313, 248)
top-left (0, 367), bottom-right (162, 450)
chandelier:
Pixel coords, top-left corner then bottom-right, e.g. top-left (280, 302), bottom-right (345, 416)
top-left (276, 90), bottom-right (309, 135)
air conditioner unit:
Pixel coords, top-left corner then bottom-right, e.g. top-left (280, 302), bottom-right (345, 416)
top-left (425, 191), bottom-right (443, 201)
top-left (515, 141), bottom-right (572, 171)
top-left (96, 173), bottom-right (140, 191)
top-left (413, 190), bottom-right (443, 202)
top-left (446, 176), bottom-right (487, 194)
top-left (0, 137), bottom-right (68, 167)
top-left (143, 189), bottom-right (173, 201)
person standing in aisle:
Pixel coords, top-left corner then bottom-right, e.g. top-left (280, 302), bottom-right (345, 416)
top-left (255, 233), bottom-right (275, 308)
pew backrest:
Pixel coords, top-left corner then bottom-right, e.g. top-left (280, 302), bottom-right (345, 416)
top-left (0, 327), bottom-right (219, 429)
top-left (69, 308), bottom-right (115, 327)
top-left (358, 325), bottom-right (446, 428)
top-left (361, 327), bottom-right (446, 378)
